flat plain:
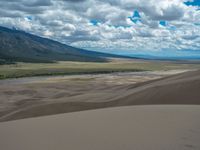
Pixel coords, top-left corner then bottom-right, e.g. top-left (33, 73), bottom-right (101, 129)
top-left (1, 59), bottom-right (200, 79)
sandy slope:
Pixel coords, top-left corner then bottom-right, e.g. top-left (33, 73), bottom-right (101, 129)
top-left (0, 70), bottom-right (200, 150)
top-left (0, 70), bottom-right (200, 121)
top-left (0, 105), bottom-right (200, 150)
top-left (114, 69), bottom-right (200, 105)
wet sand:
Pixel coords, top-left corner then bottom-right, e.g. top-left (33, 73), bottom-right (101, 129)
top-left (0, 105), bottom-right (200, 150)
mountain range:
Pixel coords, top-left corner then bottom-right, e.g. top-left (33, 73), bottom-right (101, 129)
top-left (0, 26), bottom-right (130, 64)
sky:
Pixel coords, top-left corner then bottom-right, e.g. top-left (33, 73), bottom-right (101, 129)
top-left (0, 0), bottom-right (200, 55)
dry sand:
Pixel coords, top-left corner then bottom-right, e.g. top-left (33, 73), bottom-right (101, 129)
top-left (0, 69), bottom-right (200, 150)
top-left (0, 105), bottom-right (200, 150)
top-left (0, 69), bottom-right (200, 121)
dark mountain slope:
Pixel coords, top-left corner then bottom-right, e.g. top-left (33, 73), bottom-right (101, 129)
top-left (0, 26), bottom-right (128, 64)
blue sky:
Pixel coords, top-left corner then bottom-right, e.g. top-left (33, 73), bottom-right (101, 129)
top-left (185, 0), bottom-right (200, 6)
top-left (0, 0), bottom-right (200, 58)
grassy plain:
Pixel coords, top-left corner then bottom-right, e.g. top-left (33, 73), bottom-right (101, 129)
top-left (0, 59), bottom-right (200, 79)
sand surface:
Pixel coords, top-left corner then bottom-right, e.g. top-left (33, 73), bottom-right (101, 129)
top-left (0, 105), bottom-right (200, 150)
top-left (0, 69), bottom-right (200, 121)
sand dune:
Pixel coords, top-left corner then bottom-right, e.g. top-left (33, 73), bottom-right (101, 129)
top-left (0, 70), bottom-right (200, 149)
top-left (115, 69), bottom-right (200, 105)
top-left (0, 105), bottom-right (200, 150)
top-left (0, 70), bottom-right (200, 121)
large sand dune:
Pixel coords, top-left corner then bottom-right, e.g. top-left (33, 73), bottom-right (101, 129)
top-left (0, 70), bottom-right (200, 150)
top-left (0, 105), bottom-right (200, 150)
top-left (0, 70), bottom-right (200, 121)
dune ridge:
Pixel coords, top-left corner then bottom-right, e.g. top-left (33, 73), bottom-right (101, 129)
top-left (0, 70), bottom-right (200, 122)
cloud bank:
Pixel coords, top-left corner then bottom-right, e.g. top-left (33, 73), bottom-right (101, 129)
top-left (0, 0), bottom-right (200, 52)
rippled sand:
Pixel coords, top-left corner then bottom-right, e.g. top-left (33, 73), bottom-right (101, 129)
top-left (0, 69), bottom-right (198, 122)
